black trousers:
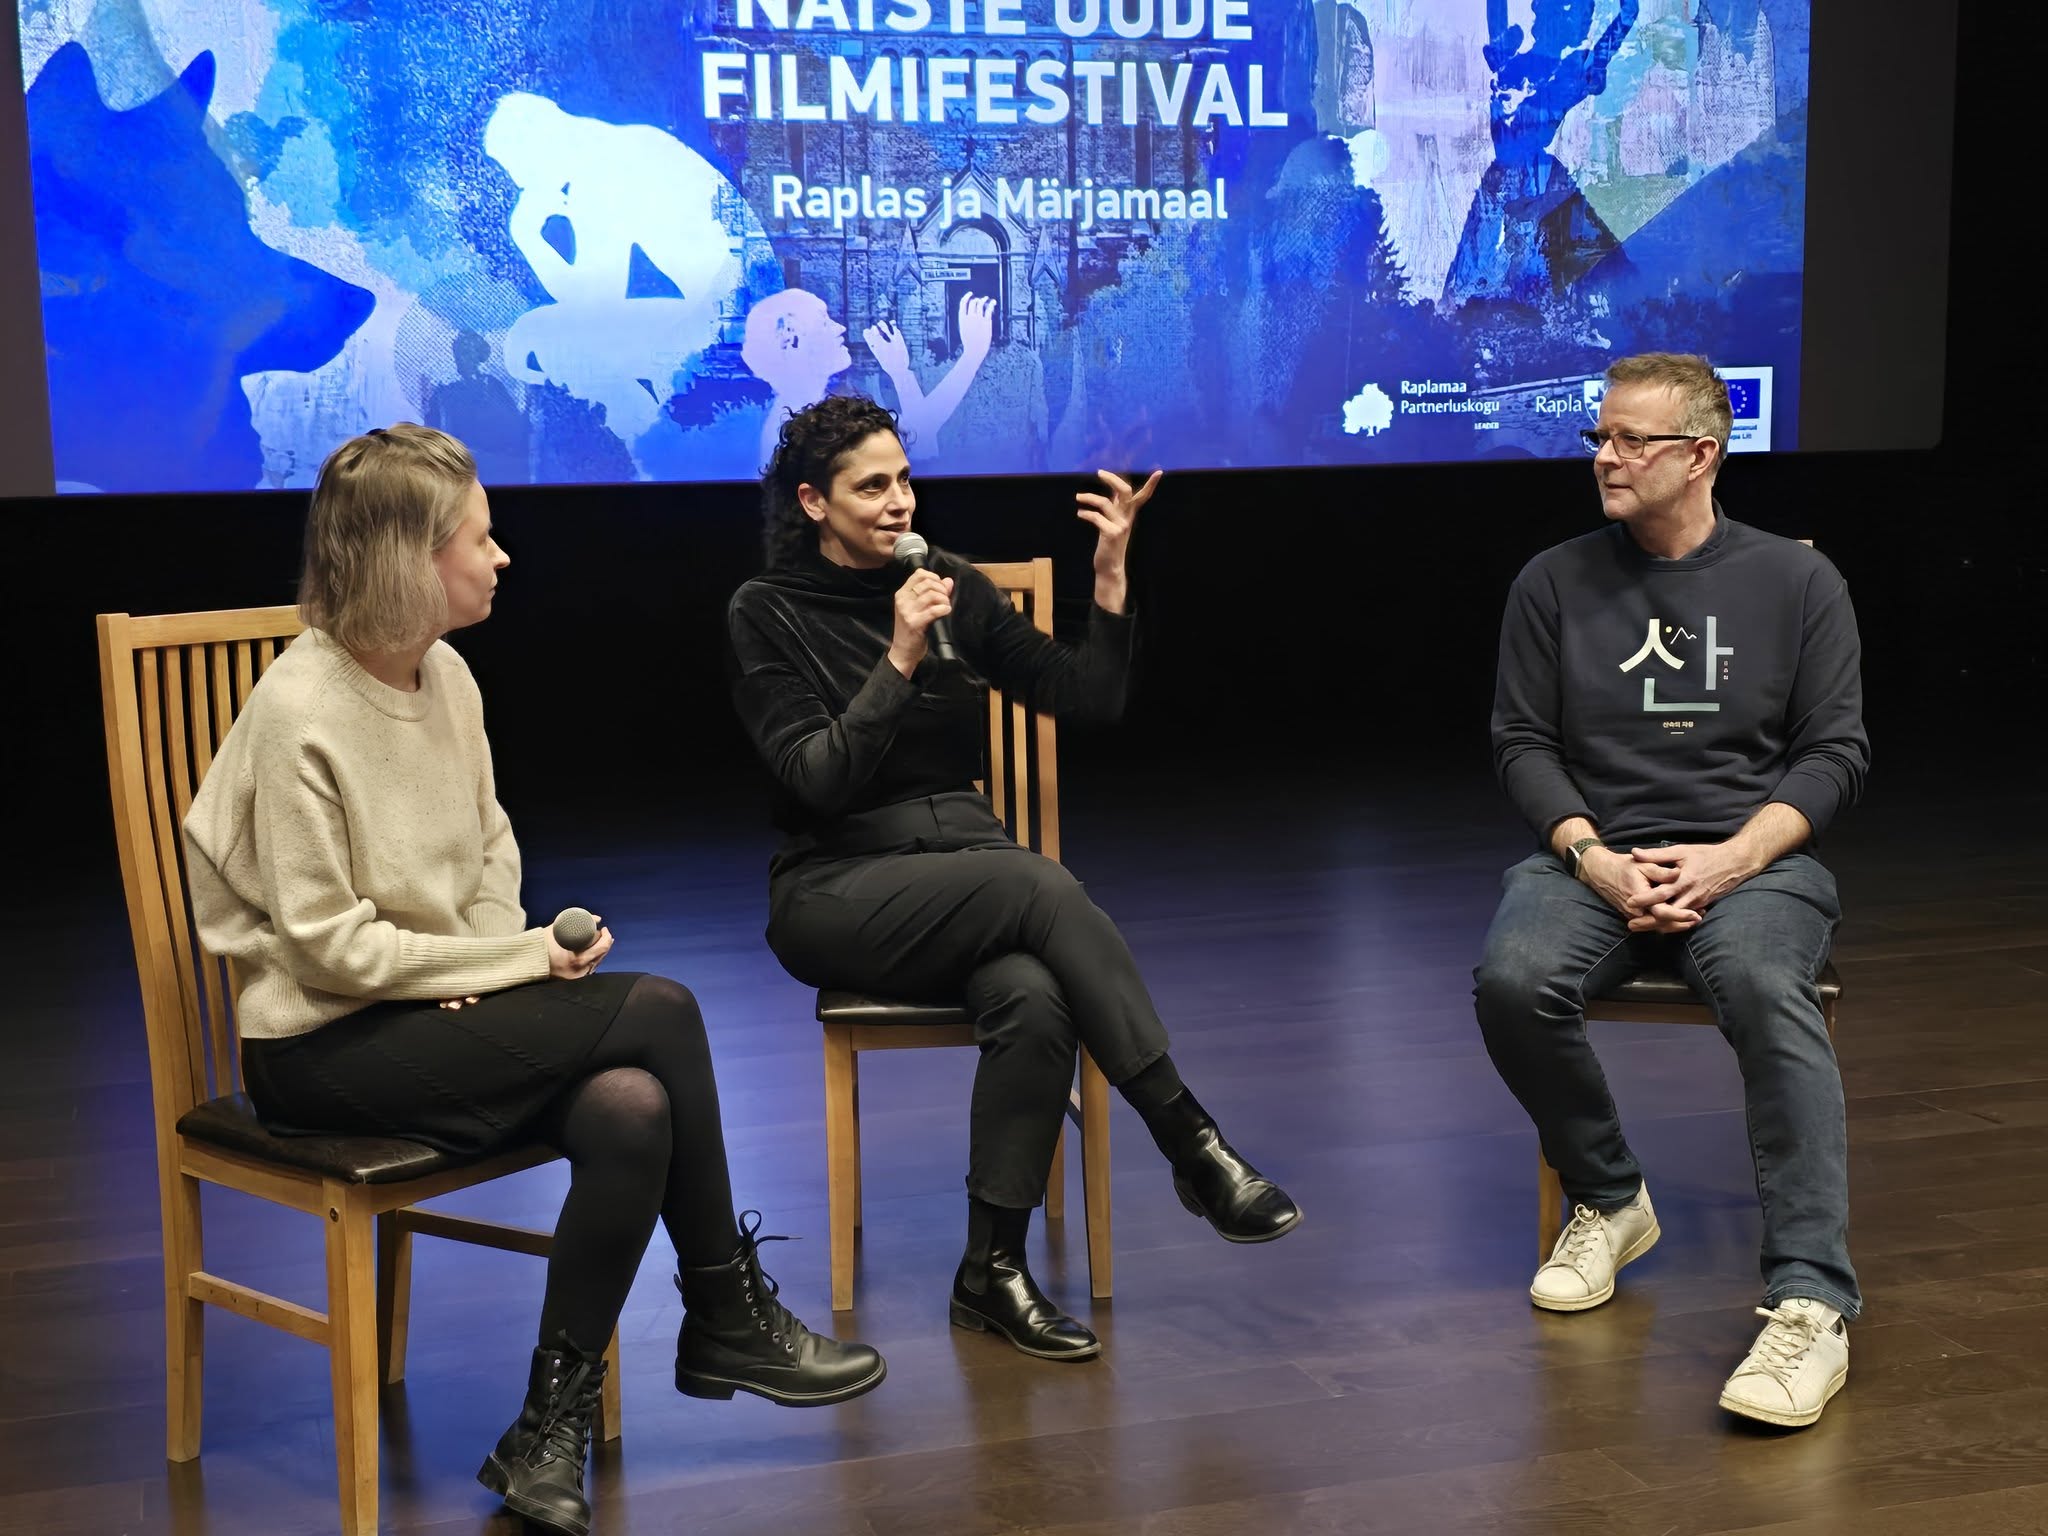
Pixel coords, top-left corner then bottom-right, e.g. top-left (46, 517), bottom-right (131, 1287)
top-left (767, 798), bottom-right (1172, 1209)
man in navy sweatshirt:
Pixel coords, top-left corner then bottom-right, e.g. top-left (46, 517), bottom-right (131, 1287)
top-left (1475, 352), bottom-right (1867, 1429)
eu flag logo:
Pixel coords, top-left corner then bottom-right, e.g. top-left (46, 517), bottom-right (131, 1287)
top-left (1726, 379), bottom-right (1761, 420)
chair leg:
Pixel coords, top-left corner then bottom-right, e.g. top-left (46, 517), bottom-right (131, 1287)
top-left (162, 1165), bottom-right (205, 1462)
top-left (595, 1328), bottom-right (623, 1444)
top-left (1078, 1050), bottom-right (1113, 1299)
top-left (822, 1026), bottom-right (859, 1312)
top-left (1537, 1153), bottom-right (1565, 1262)
top-left (376, 1212), bottom-right (413, 1386)
top-left (324, 1183), bottom-right (381, 1536)
top-left (850, 1053), bottom-right (864, 1232)
top-left (1045, 1122), bottom-right (1067, 1221)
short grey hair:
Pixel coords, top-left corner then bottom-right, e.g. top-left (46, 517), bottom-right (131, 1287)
top-left (1605, 353), bottom-right (1734, 472)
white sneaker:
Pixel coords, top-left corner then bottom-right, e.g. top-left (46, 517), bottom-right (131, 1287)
top-left (1529, 1186), bottom-right (1660, 1312)
top-left (1719, 1298), bottom-right (1849, 1427)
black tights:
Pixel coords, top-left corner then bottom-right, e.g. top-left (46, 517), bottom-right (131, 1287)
top-left (532, 975), bottom-right (739, 1352)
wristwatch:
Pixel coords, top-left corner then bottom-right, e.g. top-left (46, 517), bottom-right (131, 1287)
top-left (1564, 836), bottom-right (1603, 879)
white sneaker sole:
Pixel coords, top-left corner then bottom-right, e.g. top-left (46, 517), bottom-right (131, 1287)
top-left (1719, 1361), bottom-right (1847, 1428)
top-left (1529, 1219), bottom-right (1662, 1313)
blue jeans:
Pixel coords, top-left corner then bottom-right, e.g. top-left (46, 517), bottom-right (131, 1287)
top-left (1473, 851), bottom-right (1860, 1318)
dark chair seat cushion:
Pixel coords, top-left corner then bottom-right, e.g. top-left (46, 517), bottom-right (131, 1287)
top-left (1595, 960), bottom-right (1842, 1009)
top-left (816, 990), bottom-right (969, 1028)
top-left (176, 1093), bottom-right (516, 1185)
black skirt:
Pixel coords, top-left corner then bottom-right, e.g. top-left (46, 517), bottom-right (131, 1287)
top-left (240, 972), bottom-right (642, 1157)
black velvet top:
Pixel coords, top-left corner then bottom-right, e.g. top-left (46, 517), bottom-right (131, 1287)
top-left (728, 542), bottom-right (1135, 872)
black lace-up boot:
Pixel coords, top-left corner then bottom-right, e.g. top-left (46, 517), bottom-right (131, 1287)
top-left (675, 1210), bottom-right (887, 1405)
top-left (477, 1334), bottom-right (607, 1536)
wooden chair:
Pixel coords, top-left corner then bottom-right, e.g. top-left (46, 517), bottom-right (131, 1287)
top-left (98, 606), bottom-right (622, 1536)
top-left (817, 559), bottom-right (1113, 1312)
top-left (1535, 964), bottom-right (1843, 1256)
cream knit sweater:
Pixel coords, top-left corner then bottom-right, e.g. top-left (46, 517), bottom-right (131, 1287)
top-left (184, 628), bottom-right (551, 1039)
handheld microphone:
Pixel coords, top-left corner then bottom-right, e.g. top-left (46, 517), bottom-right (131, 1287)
top-left (551, 907), bottom-right (599, 953)
top-left (891, 532), bottom-right (960, 664)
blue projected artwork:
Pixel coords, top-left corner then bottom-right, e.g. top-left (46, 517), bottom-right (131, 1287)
top-left (15, 1), bottom-right (1809, 491)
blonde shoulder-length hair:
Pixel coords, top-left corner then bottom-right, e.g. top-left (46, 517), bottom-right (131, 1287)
top-left (298, 425), bottom-right (479, 653)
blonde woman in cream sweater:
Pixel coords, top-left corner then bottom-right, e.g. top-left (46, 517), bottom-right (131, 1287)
top-left (184, 425), bottom-right (883, 1536)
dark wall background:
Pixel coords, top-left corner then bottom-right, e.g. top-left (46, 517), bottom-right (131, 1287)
top-left (6, 6), bottom-right (2032, 877)
top-left (0, 10), bottom-right (52, 497)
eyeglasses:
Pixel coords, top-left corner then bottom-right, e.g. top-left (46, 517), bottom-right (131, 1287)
top-left (1580, 428), bottom-right (1698, 459)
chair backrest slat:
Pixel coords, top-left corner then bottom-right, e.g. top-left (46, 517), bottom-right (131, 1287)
top-left (187, 645), bottom-right (217, 788)
top-left (984, 648), bottom-right (1007, 826)
top-left (1007, 690), bottom-right (1032, 850)
top-left (152, 645), bottom-right (214, 1100)
top-left (1033, 705), bottom-right (1061, 865)
top-left (209, 646), bottom-right (233, 771)
top-left (177, 645), bottom-right (236, 1091)
top-left (970, 560), bottom-right (1059, 860)
top-left (100, 608), bottom-right (306, 1125)
top-left (233, 640), bottom-right (258, 713)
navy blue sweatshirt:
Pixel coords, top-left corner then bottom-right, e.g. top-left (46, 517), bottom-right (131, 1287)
top-left (1491, 510), bottom-right (1868, 849)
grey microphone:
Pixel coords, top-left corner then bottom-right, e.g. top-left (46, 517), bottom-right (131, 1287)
top-left (891, 532), bottom-right (960, 664)
top-left (552, 907), bottom-right (599, 953)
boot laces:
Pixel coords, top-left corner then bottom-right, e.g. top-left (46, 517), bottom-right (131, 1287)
top-left (737, 1209), bottom-right (806, 1356)
top-left (529, 1356), bottom-right (602, 1477)
top-left (1737, 1304), bottom-right (1828, 1389)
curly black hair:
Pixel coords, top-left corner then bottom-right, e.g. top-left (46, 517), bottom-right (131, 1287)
top-left (759, 394), bottom-right (904, 568)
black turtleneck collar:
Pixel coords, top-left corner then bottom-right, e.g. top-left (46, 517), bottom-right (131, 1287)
top-left (757, 539), bottom-right (913, 603)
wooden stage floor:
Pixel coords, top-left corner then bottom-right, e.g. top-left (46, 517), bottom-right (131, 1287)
top-left (4, 760), bottom-right (2045, 1535)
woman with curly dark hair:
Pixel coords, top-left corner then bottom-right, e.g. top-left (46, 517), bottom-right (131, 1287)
top-left (727, 395), bottom-right (1301, 1362)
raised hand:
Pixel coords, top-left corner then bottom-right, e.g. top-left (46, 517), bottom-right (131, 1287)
top-left (1075, 468), bottom-right (1163, 594)
top-left (864, 320), bottom-right (912, 381)
top-left (958, 293), bottom-right (997, 357)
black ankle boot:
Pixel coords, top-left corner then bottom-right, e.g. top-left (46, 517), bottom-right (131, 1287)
top-left (1144, 1088), bottom-right (1302, 1243)
top-left (477, 1335), bottom-right (606, 1536)
top-left (949, 1198), bottom-right (1101, 1361)
top-left (675, 1210), bottom-right (887, 1405)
